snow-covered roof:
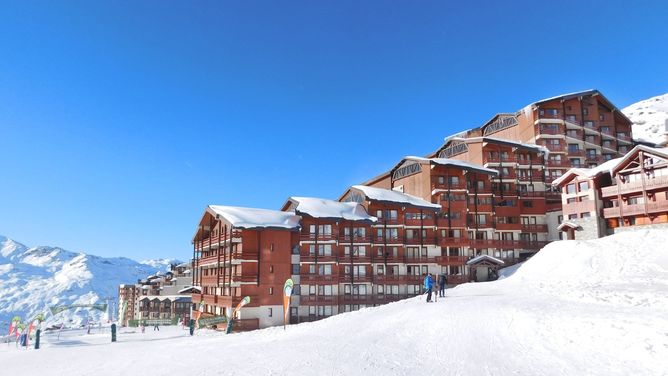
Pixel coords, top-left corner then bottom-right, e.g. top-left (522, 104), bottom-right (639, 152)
top-left (207, 205), bottom-right (301, 230)
top-left (178, 286), bottom-right (202, 294)
top-left (350, 185), bottom-right (441, 210)
top-left (552, 157), bottom-right (624, 187)
top-left (557, 222), bottom-right (582, 231)
top-left (287, 197), bottom-right (377, 222)
top-left (404, 156), bottom-right (498, 175)
top-left (530, 89), bottom-right (597, 106)
top-left (466, 254), bottom-right (505, 265)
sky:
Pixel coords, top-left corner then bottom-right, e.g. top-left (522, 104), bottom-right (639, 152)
top-left (1, 0), bottom-right (667, 261)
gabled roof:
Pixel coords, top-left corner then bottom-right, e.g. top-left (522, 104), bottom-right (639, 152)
top-left (350, 185), bottom-right (441, 210)
top-left (400, 156), bottom-right (498, 175)
top-left (610, 145), bottom-right (668, 175)
top-left (284, 197), bottom-right (377, 222)
top-left (466, 254), bottom-right (505, 265)
top-left (557, 222), bottom-right (582, 231)
top-left (530, 89), bottom-right (633, 124)
top-left (206, 205), bottom-right (301, 230)
top-left (444, 136), bottom-right (550, 155)
top-left (552, 157), bottom-right (624, 188)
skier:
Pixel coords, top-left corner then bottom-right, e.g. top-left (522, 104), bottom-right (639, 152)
top-left (438, 273), bottom-right (447, 297)
top-left (424, 273), bottom-right (434, 302)
top-left (153, 323), bottom-right (160, 331)
top-left (141, 324), bottom-right (146, 334)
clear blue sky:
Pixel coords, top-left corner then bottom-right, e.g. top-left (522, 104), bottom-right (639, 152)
top-left (1, 1), bottom-right (667, 260)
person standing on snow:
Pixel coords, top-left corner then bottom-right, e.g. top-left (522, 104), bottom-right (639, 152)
top-left (424, 273), bottom-right (434, 302)
top-left (438, 273), bottom-right (447, 297)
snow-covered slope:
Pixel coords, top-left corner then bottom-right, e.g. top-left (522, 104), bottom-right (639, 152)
top-left (0, 235), bottom-right (163, 327)
top-left (1, 229), bottom-right (666, 376)
top-left (623, 92), bottom-right (668, 146)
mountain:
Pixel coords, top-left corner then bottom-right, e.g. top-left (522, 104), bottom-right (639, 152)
top-left (139, 258), bottom-right (183, 271)
top-left (623, 92), bottom-right (668, 146)
top-left (0, 235), bottom-right (165, 327)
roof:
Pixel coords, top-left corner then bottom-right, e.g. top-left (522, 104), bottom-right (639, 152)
top-left (403, 156), bottom-right (499, 175)
top-left (138, 295), bottom-right (192, 302)
top-left (530, 89), bottom-right (633, 124)
top-left (466, 254), bottom-right (505, 265)
top-left (557, 222), bottom-right (582, 231)
top-left (178, 286), bottom-right (202, 294)
top-left (206, 205), bottom-right (301, 230)
top-left (460, 136), bottom-right (550, 155)
top-left (552, 157), bottom-right (625, 187)
top-left (350, 185), bottom-right (441, 210)
top-left (610, 145), bottom-right (668, 175)
top-left (286, 197), bottom-right (377, 222)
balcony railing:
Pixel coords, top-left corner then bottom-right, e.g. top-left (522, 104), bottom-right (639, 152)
top-left (601, 176), bottom-right (668, 197)
top-left (521, 224), bottom-right (548, 232)
top-left (603, 201), bottom-right (668, 218)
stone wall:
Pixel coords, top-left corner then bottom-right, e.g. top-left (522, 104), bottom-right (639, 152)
top-left (572, 216), bottom-right (607, 241)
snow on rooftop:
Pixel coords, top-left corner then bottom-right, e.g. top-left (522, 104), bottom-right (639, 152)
top-left (449, 136), bottom-right (550, 155)
top-left (552, 157), bottom-right (625, 187)
top-left (531, 89), bottom-right (597, 106)
top-left (350, 185), bottom-right (441, 210)
top-left (208, 205), bottom-right (301, 230)
top-left (466, 254), bottom-right (505, 265)
top-left (404, 156), bottom-right (498, 175)
top-left (289, 197), bottom-right (377, 222)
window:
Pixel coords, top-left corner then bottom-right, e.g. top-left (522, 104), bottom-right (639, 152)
top-left (584, 120), bottom-right (594, 128)
top-left (269, 265), bottom-right (274, 273)
top-left (578, 181), bottom-right (589, 191)
top-left (318, 265), bottom-right (332, 275)
top-left (567, 184), bottom-right (576, 194)
top-left (568, 144), bottom-right (580, 152)
top-left (269, 287), bottom-right (274, 295)
top-left (599, 114), bottom-right (605, 121)
top-left (376, 210), bottom-right (382, 218)
top-left (522, 200), bottom-right (533, 208)
top-left (583, 108), bottom-right (589, 115)
top-left (568, 214), bottom-right (577, 220)
top-left (581, 212), bottom-right (591, 218)
top-left (268, 308), bottom-right (273, 317)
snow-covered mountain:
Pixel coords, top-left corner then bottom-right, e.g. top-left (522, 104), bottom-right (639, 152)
top-left (0, 235), bottom-right (167, 327)
top-left (623, 92), bottom-right (668, 146)
top-left (139, 258), bottom-right (182, 271)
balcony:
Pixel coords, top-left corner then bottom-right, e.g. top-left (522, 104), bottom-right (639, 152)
top-left (432, 182), bottom-right (467, 191)
top-left (538, 125), bottom-right (563, 135)
top-left (339, 235), bottom-right (372, 243)
top-left (374, 274), bottom-right (423, 284)
top-left (567, 149), bottom-right (584, 157)
top-left (196, 232), bottom-right (242, 251)
top-left (563, 200), bottom-right (595, 215)
top-left (601, 176), bottom-right (668, 197)
top-left (300, 295), bottom-right (338, 305)
top-left (565, 131), bottom-right (583, 139)
top-left (300, 274), bottom-right (338, 284)
top-left (404, 236), bottom-right (437, 245)
top-left (404, 217), bottom-right (436, 227)
top-left (404, 255), bottom-right (438, 263)
top-left (516, 158), bottom-right (543, 166)
top-left (438, 237), bottom-right (470, 247)
top-left (231, 274), bottom-right (258, 283)
top-left (484, 155), bottom-right (517, 164)
top-left (299, 251), bottom-right (337, 263)
top-left (521, 224), bottom-right (548, 233)
top-left (543, 143), bottom-right (565, 152)
top-left (435, 255), bottom-right (469, 265)
top-left (300, 233), bottom-right (338, 242)
top-left (339, 274), bottom-right (373, 283)
top-left (603, 201), bottom-right (668, 218)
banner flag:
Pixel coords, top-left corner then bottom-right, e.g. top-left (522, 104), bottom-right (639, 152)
top-left (283, 279), bottom-right (294, 330)
top-left (225, 296), bottom-right (251, 334)
top-left (194, 300), bottom-right (205, 328)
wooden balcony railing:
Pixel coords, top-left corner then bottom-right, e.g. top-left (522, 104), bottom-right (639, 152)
top-left (521, 224), bottom-right (548, 232)
top-left (601, 176), bottom-right (668, 197)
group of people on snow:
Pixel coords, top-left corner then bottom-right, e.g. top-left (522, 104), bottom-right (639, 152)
top-left (423, 272), bottom-right (447, 302)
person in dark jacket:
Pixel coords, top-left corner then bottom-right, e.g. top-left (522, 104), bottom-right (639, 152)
top-left (438, 273), bottom-right (447, 297)
top-left (424, 273), bottom-right (434, 302)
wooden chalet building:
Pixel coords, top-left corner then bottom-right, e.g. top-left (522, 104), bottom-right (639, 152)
top-left (554, 145), bottom-right (668, 240)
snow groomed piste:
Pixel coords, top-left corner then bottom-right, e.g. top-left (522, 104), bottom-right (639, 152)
top-left (1, 228), bottom-right (666, 376)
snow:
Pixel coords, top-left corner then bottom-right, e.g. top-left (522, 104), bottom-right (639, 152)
top-left (351, 185), bottom-right (441, 210)
top-left (288, 197), bottom-right (377, 222)
top-left (404, 156), bottom-right (498, 175)
top-left (466, 254), bottom-right (505, 265)
top-left (557, 221), bottom-right (581, 231)
top-left (0, 235), bottom-right (163, 327)
top-left (2, 228), bottom-right (666, 375)
top-left (449, 136), bottom-right (550, 155)
top-left (207, 205), bottom-right (301, 230)
top-left (552, 156), bottom-right (624, 187)
top-left (623, 92), bottom-right (668, 146)
top-left (139, 258), bottom-right (182, 271)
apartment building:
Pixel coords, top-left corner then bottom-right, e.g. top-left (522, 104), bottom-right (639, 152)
top-left (191, 205), bottom-right (301, 330)
top-left (117, 263), bottom-right (193, 326)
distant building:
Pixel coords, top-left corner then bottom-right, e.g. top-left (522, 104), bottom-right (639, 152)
top-left (117, 262), bottom-right (193, 326)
